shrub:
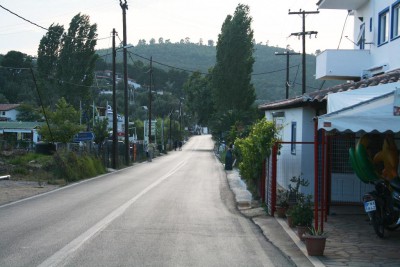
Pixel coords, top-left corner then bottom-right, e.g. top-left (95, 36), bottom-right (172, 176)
top-left (235, 118), bottom-right (279, 184)
top-left (52, 152), bottom-right (106, 183)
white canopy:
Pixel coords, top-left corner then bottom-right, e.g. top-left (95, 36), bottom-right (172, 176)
top-left (318, 90), bottom-right (400, 133)
top-left (327, 82), bottom-right (400, 113)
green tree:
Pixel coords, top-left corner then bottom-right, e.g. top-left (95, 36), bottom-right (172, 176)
top-left (16, 103), bottom-right (43, 122)
top-left (56, 13), bottom-right (98, 108)
top-left (37, 24), bottom-right (64, 105)
top-left (0, 51), bottom-right (34, 103)
top-left (235, 118), bottom-right (278, 195)
top-left (39, 98), bottom-right (84, 143)
top-left (212, 4), bottom-right (255, 112)
top-left (93, 117), bottom-right (109, 146)
top-left (183, 71), bottom-right (214, 125)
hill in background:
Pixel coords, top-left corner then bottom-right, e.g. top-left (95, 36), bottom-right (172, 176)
top-left (97, 43), bottom-right (339, 104)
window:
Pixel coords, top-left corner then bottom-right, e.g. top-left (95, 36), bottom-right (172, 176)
top-left (378, 7), bottom-right (390, 45)
top-left (392, 1), bottom-right (400, 39)
top-left (370, 17), bottom-right (373, 32)
top-left (1, 111), bottom-right (5, 116)
top-left (357, 23), bottom-right (365, 49)
top-left (291, 122), bottom-right (296, 155)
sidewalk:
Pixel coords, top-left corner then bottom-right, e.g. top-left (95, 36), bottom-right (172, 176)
top-left (226, 169), bottom-right (400, 267)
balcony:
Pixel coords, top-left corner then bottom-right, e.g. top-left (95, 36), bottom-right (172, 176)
top-left (317, 0), bottom-right (369, 10)
top-left (316, 49), bottom-right (371, 80)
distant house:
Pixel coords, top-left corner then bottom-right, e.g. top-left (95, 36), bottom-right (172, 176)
top-left (0, 121), bottom-right (44, 146)
top-left (0, 104), bottom-right (20, 121)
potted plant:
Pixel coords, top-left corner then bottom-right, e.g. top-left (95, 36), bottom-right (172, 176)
top-left (285, 208), bottom-right (295, 228)
top-left (275, 188), bottom-right (289, 218)
top-left (290, 197), bottom-right (313, 241)
top-left (304, 226), bottom-right (327, 256)
top-left (288, 175), bottom-right (313, 241)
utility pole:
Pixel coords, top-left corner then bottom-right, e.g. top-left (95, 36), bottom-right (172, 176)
top-left (120, 0), bottom-right (129, 165)
top-left (148, 57), bottom-right (153, 144)
top-left (289, 9), bottom-right (319, 95)
top-left (275, 50), bottom-right (300, 99)
top-left (112, 28), bottom-right (118, 169)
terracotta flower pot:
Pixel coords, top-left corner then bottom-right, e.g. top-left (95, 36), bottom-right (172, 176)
top-left (304, 235), bottom-right (327, 256)
top-left (275, 206), bottom-right (288, 218)
top-left (286, 214), bottom-right (294, 228)
top-left (296, 225), bottom-right (309, 241)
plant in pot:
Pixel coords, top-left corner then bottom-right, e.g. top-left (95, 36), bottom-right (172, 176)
top-left (285, 207), bottom-right (294, 228)
top-left (288, 175), bottom-right (313, 241)
top-left (275, 188), bottom-right (289, 218)
top-left (290, 196), bottom-right (313, 241)
top-left (304, 226), bottom-right (327, 256)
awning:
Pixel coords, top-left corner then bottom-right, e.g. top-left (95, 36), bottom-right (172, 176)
top-left (327, 82), bottom-right (399, 113)
top-left (318, 91), bottom-right (400, 133)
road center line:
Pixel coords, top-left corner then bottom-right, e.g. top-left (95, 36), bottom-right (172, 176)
top-left (38, 159), bottom-right (187, 267)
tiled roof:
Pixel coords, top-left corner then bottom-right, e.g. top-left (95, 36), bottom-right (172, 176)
top-left (259, 68), bottom-right (400, 110)
top-left (0, 104), bottom-right (20, 111)
top-left (0, 121), bottom-right (44, 130)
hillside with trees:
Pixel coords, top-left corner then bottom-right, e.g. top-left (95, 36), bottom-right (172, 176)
top-left (97, 40), bottom-right (337, 103)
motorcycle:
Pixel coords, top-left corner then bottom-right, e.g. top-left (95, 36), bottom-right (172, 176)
top-left (363, 177), bottom-right (400, 238)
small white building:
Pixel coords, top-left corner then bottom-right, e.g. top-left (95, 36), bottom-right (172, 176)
top-left (0, 104), bottom-right (20, 121)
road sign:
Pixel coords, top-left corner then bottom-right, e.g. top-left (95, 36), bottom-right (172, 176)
top-left (144, 120), bottom-right (157, 137)
top-left (73, 132), bottom-right (95, 142)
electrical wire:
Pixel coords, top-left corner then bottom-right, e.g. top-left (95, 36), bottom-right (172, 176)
top-left (337, 11), bottom-right (350, 49)
top-left (0, 4), bottom-right (111, 42)
top-left (0, 66), bottom-right (112, 89)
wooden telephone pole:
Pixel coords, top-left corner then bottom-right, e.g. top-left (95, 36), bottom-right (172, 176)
top-left (275, 50), bottom-right (300, 99)
top-left (112, 28), bottom-right (118, 169)
top-left (120, 0), bottom-right (130, 165)
top-left (289, 9), bottom-right (319, 95)
top-left (148, 57), bottom-right (153, 143)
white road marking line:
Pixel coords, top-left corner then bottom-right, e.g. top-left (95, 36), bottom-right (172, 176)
top-left (38, 160), bottom-right (187, 267)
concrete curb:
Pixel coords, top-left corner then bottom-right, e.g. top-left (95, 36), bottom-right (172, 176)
top-left (226, 169), bottom-right (252, 208)
top-left (275, 218), bottom-right (326, 267)
top-left (225, 168), bottom-right (325, 267)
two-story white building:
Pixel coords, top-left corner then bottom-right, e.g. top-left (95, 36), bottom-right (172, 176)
top-left (317, 0), bottom-right (400, 80)
top-left (260, 0), bottom-right (400, 210)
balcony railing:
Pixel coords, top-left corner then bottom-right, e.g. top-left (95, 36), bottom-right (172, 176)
top-left (317, 0), bottom-right (369, 10)
top-left (316, 49), bottom-right (371, 80)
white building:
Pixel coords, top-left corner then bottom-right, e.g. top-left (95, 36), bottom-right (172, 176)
top-left (0, 104), bottom-right (20, 121)
top-left (260, 0), bottom-right (400, 205)
top-left (316, 0), bottom-right (400, 80)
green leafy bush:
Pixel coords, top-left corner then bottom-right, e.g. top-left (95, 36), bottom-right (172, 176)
top-left (235, 118), bottom-right (279, 185)
top-left (53, 152), bottom-right (106, 183)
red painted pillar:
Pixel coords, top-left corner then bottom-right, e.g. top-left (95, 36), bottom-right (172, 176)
top-left (261, 159), bottom-right (266, 203)
top-left (271, 143), bottom-right (278, 216)
top-left (314, 119), bottom-right (319, 230)
top-left (321, 130), bottom-right (326, 231)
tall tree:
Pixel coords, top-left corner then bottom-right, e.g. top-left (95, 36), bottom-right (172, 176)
top-left (37, 24), bottom-right (64, 105)
top-left (0, 51), bottom-right (34, 103)
top-left (183, 71), bottom-right (214, 125)
top-left (212, 4), bottom-right (255, 112)
top-left (57, 13), bottom-right (98, 108)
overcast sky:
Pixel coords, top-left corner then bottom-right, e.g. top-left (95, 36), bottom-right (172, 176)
top-left (0, 0), bottom-right (354, 56)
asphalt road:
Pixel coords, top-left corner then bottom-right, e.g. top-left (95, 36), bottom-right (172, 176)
top-left (0, 135), bottom-right (293, 267)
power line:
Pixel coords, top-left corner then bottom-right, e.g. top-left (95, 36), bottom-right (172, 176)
top-left (0, 4), bottom-right (47, 31)
top-left (252, 64), bottom-right (300, 76)
top-left (0, 4), bottom-right (111, 42)
top-left (0, 66), bottom-right (112, 88)
top-left (337, 11), bottom-right (350, 49)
